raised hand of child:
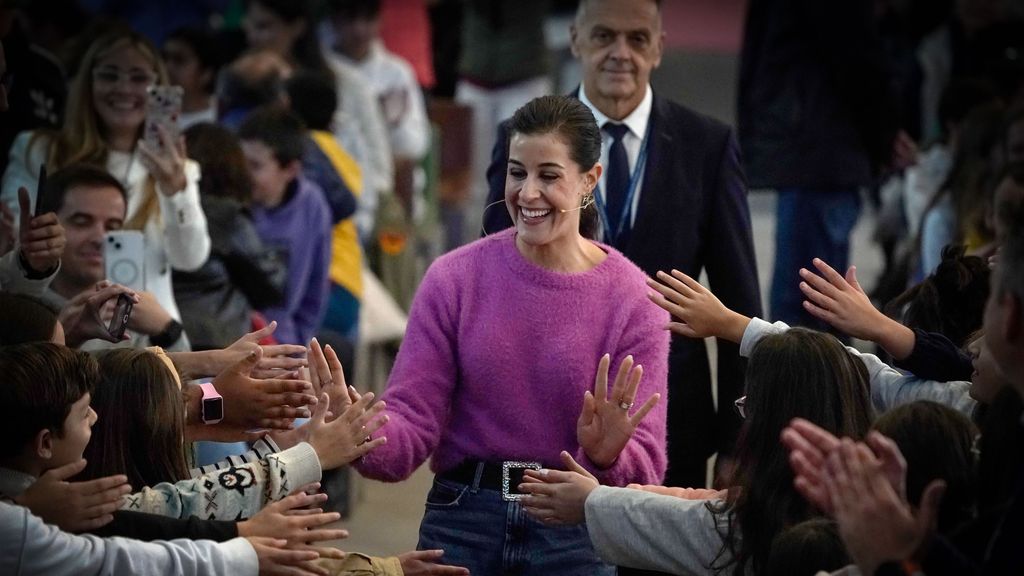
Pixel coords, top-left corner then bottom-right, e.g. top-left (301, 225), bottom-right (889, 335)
top-left (15, 458), bottom-right (131, 532)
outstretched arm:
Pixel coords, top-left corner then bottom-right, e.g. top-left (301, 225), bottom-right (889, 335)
top-left (798, 258), bottom-right (915, 360)
top-left (646, 269), bottom-right (751, 344)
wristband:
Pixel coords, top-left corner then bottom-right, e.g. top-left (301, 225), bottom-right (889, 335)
top-left (199, 382), bottom-right (224, 425)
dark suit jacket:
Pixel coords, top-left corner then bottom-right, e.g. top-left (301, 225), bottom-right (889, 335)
top-left (482, 92), bottom-right (763, 472)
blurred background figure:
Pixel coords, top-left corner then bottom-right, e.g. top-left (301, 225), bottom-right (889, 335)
top-left (455, 0), bottom-right (553, 245)
top-left (738, 0), bottom-right (896, 329)
top-left (163, 27), bottom-right (221, 129)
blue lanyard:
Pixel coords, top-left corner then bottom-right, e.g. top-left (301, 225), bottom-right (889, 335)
top-left (593, 124), bottom-right (651, 244)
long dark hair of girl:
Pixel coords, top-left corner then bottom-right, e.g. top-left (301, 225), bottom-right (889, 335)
top-left (710, 328), bottom-right (874, 575)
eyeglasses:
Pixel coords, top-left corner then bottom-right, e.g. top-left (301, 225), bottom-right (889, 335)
top-left (734, 395), bottom-right (747, 419)
top-left (92, 67), bottom-right (156, 89)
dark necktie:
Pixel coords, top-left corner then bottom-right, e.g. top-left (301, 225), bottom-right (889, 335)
top-left (603, 122), bottom-right (631, 245)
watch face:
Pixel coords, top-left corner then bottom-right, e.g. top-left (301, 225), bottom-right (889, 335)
top-left (203, 397), bottom-right (223, 422)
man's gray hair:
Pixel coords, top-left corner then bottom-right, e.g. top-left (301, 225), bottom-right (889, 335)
top-left (575, 0), bottom-right (662, 25)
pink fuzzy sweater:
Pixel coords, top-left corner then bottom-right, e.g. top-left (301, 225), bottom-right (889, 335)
top-left (355, 229), bottom-right (670, 486)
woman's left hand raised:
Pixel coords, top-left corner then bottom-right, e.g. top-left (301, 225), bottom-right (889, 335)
top-left (138, 123), bottom-right (188, 196)
top-left (576, 354), bottom-right (660, 469)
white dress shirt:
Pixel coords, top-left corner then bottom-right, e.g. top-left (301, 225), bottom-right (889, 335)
top-left (578, 84), bottom-right (654, 236)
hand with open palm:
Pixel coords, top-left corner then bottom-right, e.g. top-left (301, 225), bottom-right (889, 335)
top-left (577, 354), bottom-right (660, 469)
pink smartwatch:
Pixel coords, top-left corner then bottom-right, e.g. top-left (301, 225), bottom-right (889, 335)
top-left (199, 382), bottom-right (224, 425)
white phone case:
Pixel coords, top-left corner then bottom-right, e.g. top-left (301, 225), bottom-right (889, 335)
top-left (104, 230), bottom-right (146, 291)
top-left (144, 85), bottom-right (183, 152)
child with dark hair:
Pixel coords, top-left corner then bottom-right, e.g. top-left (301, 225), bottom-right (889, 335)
top-left (764, 518), bottom-right (851, 576)
top-left (885, 244), bottom-right (990, 348)
top-left (0, 343), bottom-right (98, 473)
top-left (173, 122), bottom-right (286, 350)
top-left (873, 401), bottom-right (979, 534)
top-left (286, 71), bottom-right (339, 132)
top-left (163, 27), bottom-right (221, 129)
top-left (287, 70), bottom-right (364, 341)
top-left (0, 291), bottom-right (63, 345)
top-left (239, 107), bottom-right (333, 345)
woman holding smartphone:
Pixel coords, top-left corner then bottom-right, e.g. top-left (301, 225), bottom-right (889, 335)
top-left (1, 28), bottom-right (209, 327)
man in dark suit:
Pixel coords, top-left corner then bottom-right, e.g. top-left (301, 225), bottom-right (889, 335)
top-left (482, 0), bottom-right (762, 492)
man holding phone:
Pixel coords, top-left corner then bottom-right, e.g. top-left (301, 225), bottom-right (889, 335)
top-left (37, 164), bottom-right (190, 351)
top-left (0, 184), bottom-right (65, 295)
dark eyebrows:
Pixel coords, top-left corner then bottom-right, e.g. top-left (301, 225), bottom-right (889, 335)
top-left (508, 158), bottom-right (566, 170)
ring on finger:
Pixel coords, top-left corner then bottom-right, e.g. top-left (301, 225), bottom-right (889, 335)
top-left (619, 401), bottom-right (634, 410)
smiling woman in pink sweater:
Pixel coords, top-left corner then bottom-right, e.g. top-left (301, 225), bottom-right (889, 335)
top-left (353, 95), bottom-right (669, 576)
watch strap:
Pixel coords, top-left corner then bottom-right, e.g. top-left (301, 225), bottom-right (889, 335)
top-left (150, 319), bottom-right (184, 348)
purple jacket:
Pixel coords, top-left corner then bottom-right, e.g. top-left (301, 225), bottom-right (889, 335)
top-left (251, 177), bottom-right (332, 345)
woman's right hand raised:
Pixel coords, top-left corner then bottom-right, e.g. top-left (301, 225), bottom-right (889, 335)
top-left (305, 392), bottom-right (389, 471)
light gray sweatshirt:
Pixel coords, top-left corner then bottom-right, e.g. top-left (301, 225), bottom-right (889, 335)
top-left (0, 500), bottom-right (257, 576)
top-left (585, 485), bottom-right (734, 575)
top-left (740, 317), bottom-right (976, 417)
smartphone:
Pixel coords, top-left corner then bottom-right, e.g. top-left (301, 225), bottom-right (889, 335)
top-left (104, 230), bottom-right (146, 291)
top-left (143, 85), bottom-right (183, 152)
top-left (34, 164), bottom-right (48, 217)
top-left (107, 293), bottom-right (134, 340)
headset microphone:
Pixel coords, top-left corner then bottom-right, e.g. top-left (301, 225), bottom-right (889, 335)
top-left (559, 188), bottom-right (596, 213)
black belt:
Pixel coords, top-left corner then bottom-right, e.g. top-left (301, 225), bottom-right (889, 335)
top-left (438, 460), bottom-right (542, 501)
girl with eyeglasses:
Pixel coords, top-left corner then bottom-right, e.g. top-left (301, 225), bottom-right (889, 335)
top-left (1, 28), bottom-right (209, 327)
top-left (519, 270), bottom-right (875, 575)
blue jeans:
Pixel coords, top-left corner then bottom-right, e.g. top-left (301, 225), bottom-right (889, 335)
top-left (418, 476), bottom-right (616, 576)
top-left (770, 188), bottom-right (861, 329)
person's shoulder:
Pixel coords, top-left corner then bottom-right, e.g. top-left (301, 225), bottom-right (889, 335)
top-left (602, 245), bottom-right (650, 282)
top-left (436, 229), bottom-right (511, 268)
top-left (376, 44), bottom-right (419, 84)
top-left (11, 130), bottom-right (53, 156)
top-left (599, 247), bottom-right (670, 318)
top-left (425, 229), bottom-right (512, 284)
top-left (201, 195), bottom-right (244, 222)
top-left (652, 94), bottom-right (731, 141)
top-left (294, 178), bottom-right (332, 218)
top-left (325, 52), bottom-right (359, 77)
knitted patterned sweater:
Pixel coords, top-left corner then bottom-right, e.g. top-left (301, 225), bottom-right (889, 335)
top-left (355, 228), bottom-right (670, 486)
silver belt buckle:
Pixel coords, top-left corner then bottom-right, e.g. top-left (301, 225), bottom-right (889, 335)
top-left (502, 461), bottom-right (542, 501)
